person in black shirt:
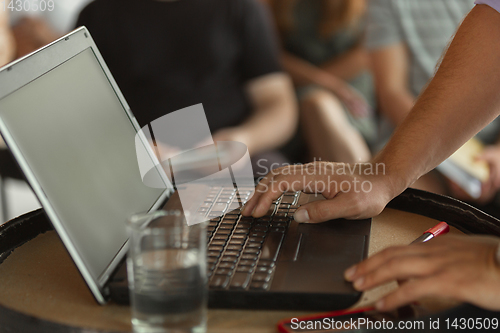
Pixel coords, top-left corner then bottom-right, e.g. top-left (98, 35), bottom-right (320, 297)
top-left (76, 0), bottom-right (297, 176)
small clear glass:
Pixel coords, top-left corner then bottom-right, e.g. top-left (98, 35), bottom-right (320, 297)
top-left (127, 210), bottom-right (207, 333)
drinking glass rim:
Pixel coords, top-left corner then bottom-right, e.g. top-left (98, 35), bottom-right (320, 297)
top-left (127, 209), bottom-right (191, 232)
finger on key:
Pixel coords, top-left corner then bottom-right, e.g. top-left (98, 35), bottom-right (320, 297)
top-left (242, 174), bottom-right (274, 216)
top-left (252, 173), bottom-right (305, 217)
top-left (243, 166), bottom-right (291, 216)
top-left (244, 165), bottom-right (306, 216)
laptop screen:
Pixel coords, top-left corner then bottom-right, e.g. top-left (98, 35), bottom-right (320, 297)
top-left (0, 47), bottom-right (168, 287)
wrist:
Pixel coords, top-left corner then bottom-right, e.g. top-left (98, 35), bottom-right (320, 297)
top-left (315, 72), bottom-right (340, 91)
top-left (371, 154), bottom-right (415, 200)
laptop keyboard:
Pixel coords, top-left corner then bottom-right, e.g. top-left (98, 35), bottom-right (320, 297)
top-left (197, 187), bottom-right (299, 291)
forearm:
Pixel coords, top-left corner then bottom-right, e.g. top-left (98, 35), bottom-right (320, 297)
top-left (378, 89), bottom-right (415, 126)
top-left (376, 5), bottom-right (500, 193)
top-left (240, 73), bottom-right (298, 155)
top-left (238, 109), bottom-right (295, 155)
top-left (320, 45), bottom-right (371, 82)
top-left (370, 42), bottom-right (415, 127)
top-left (282, 52), bottom-right (339, 88)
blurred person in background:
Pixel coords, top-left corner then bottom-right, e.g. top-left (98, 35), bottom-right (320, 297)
top-left (76, 0), bottom-right (297, 177)
top-left (367, 0), bottom-right (500, 210)
top-left (10, 0), bottom-right (91, 57)
top-left (268, 0), bottom-right (376, 163)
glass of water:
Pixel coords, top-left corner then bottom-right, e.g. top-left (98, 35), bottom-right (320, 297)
top-left (127, 210), bottom-right (207, 333)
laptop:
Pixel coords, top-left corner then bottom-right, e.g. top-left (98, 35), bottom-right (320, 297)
top-left (0, 27), bottom-right (371, 310)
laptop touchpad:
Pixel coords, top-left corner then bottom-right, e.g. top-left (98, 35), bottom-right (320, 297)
top-left (298, 232), bottom-right (367, 262)
top-left (272, 231), bottom-right (367, 293)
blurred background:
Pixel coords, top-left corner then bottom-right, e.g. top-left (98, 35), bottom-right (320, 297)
top-left (1, 0), bottom-right (499, 224)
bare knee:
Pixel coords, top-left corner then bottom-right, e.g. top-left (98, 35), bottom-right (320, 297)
top-left (302, 90), bottom-right (340, 114)
top-left (300, 90), bottom-right (349, 126)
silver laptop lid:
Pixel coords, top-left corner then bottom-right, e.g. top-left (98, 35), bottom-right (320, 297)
top-left (0, 27), bottom-right (173, 304)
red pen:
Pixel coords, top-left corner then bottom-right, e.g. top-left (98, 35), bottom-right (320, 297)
top-left (410, 221), bottom-right (449, 244)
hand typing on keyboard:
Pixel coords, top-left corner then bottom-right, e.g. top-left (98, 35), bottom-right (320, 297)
top-left (204, 187), bottom-right (298, 291)
top-left (242, 161), bottom-right (400, 223)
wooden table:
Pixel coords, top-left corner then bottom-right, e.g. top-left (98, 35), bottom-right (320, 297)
top-left (0, 189), bottom-right (499, 333)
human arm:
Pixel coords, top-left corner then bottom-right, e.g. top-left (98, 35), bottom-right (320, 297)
top-left (344, 235), bottom-right (500, 311)
top-left (242, 4), bottom-right (500, 222)
top-left (282, 51), bottom-right (371, 118)
top-left (365, 0), bottom-right (415, 127)
top-left (370, 42), bottom-right (415, 126)
top-left (212, 0), bottom-right (297, 154)
top-left (282, 51), bottom-right (338, 88)
top-left (212, 72), bottom-right (297, 155)
top-left (12, 17), bottom-right (59, 58)
top-left (320, 43), bottom-right (371, 82)
top-left (283, 42), bottom-right (370, 84)
top-left (378, 4), bottom-right (500, 195)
